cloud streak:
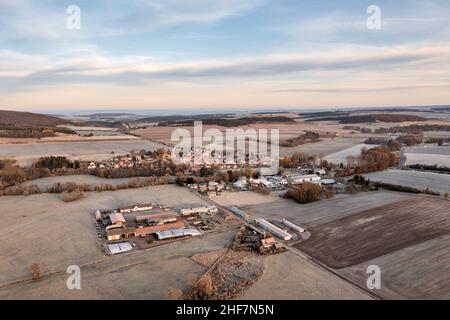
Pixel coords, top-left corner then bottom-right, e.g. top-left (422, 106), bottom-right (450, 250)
top-left (1, 44), bottom-right (450, 89)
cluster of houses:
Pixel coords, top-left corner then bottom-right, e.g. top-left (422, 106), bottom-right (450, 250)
top-left (188, 181), bottom-right (227, 197)
top-left (178, 147), bottom-right (277, 172)
top-left (232, 173), bottom-right (335, 191)
top-left (88, 154), bottom-right (159, 170)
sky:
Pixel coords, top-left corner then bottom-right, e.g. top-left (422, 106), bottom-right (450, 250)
top-left (0, 0), bottom-right (450, 112)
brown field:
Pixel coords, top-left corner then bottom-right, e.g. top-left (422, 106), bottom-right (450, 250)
top-left (295, 197), bottom-right (450, 269)
top-left (132, 121), bottom-right (356, 146)
top-left (339, 233), bottom-right (450, 299)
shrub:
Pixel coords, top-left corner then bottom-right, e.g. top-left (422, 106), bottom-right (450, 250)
top-left (30, 262), bottom-right (43, 281)
top-left (186, 274), bottom-right (214, 300)
top-left (285, 182), bottom-right (322, 203)
top-left (166, 288), bottom-right (183, 300)
top-left (62, 190), bottom-right (83, 202)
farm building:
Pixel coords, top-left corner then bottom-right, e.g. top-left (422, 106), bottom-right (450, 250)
top-left (134, 221), bottom-right (185, 237)
top-left (179, 206), bottom-right (217, 216)
top-left (106, 227), bottom-right (136, 241)
top-left (135, 213), bottom-right (177, 224)
top-left (249, 178), bottom-right (273, 188)
top-left (320, 178), bottom-right (336, 185)
top-left (287, 174), bottom-right (321, 185)
top-left (118, 203), bottom-right (153, 213)
top-left (104, 242), bottom-right (133, 255)
top-left (256, 219), bottom-right (293, 241)
top-left (155, 228), bottom-right (201, 240)
top-left (109, 213), bottom-right (126, 225)
top-left (267, 175), bottom-right (288, 185)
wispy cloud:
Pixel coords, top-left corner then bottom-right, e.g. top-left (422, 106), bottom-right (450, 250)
top-left (0, 0), bottom-right (266, 42)
top-left (1, 44), bottom-right (450, 89)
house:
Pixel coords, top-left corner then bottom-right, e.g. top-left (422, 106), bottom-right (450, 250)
top-left (315, 168), bottom-right (327, 175)
top-left (109, 213), bottom-right (126, 225)
top-left (198, 183), bottom-right (208, 193)
top-left (250, 178), bottom-right (273, 188)
top-left (287, 174), bottom-right (321, 185)
top-left (206, 205), bottom-right (218, 214)
top-left (233, 180), bottom-right (248, 189)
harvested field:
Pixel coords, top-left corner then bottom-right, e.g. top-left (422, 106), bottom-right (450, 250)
top-left (0, 139), bottom-right (164, 166)
top-left (133, 122), bottom-right (353, 146)
top-left (295, 197), bottom-right (450, 269)
top-left (279, 137), bottom-right (365, 157)
top-left (213, 191), bottom-right (281, 208)
top-left (363, 169), bottom-right (450, 194)
top-left (324, 143), bottom-right (377, 164)
top-left (340, 233), bottom-right (450, 299)
top-left (403, 145), bottom-right (450, 167)
top-left (241, 191), bottom-right (415, 227)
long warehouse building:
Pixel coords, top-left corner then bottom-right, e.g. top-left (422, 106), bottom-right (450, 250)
top-left (255, 219), bottom-right (293, 241)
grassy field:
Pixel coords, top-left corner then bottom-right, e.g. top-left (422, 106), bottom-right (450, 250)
top-left (324, 143), bottom-right (377, 164)
top-left (0, 185), bottom-right (210, 288)
top-left (363, 169), bottom-right (450, 194)
top-left (20, 175), bottom-right (151, 190)
top-left (403, 145), bottom-right (450, 167)
top-left (242, 250), bottom-right (371, 300)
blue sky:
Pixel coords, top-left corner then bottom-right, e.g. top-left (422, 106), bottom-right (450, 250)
top-left (1, 0), bottom-right (450, 111)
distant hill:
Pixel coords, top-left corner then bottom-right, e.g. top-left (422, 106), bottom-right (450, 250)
top-left (0, 110), bottom-right (70, 127)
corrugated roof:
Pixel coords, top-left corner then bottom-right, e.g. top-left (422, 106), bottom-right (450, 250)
top-left (109, 212), bottom-right (126, 224)
top-left (135, 221), bottom-right (185, 236)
